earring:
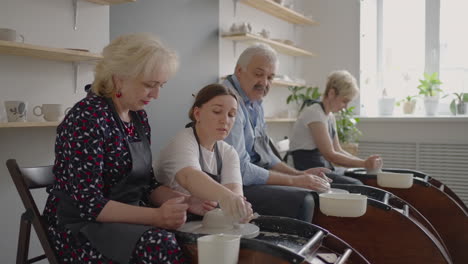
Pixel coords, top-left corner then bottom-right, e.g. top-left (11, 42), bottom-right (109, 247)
top-left (116, 91), bottom-right (122, 98)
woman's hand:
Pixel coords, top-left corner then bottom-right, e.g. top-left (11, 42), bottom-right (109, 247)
top-left (153, 197), bottom-right (188, 230)
top-left (364, 155), bottom-right (383, 170)
top-left (219, 193), bottom-right (252, 223)
top-left (186, 196), bottom-right (217, 216)
top-left (238, 198), bottom-right (254, 224)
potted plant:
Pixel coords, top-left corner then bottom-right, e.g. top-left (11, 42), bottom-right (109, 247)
top-left (335, 106), bottom-right (362, 156)
top-left (417, 72), bottom-right (443, 116)
top-left (396, 95), bottom-right (417, 114)
top-left (286, 86), bottom-right (321, 117)
top-left (450, 92), bottom-right (468, 115)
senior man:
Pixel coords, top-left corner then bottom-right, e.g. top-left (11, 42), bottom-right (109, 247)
top-left (223, 43), bottom-right (359, 221)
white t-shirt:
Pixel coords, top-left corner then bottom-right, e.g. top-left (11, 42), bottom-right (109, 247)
top-left (155, 128), bottom-right (242, 195)
top-left (289, 103), bottom-right (336, 151)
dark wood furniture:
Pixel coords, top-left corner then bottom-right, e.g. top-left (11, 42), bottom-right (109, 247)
top-left (6, 159), bottom-right (59, 264)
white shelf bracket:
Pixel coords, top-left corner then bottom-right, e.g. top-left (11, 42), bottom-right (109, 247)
top-left (233, 0), bottom-right (240, 17)
top-left (73, 62), bottom-right (80, 94)
top-left (232, 41), bottom-right (238, 58)
top-left (72, 0), bottom-right (79, 30)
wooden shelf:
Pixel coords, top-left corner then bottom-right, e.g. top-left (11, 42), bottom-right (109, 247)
top-left (85, 0), bottom-right (136, 5)
top-left (0, 121), bottom-right (60, 128)
top-left (265, 117), bottom-right (296, 123)
top-left (240, 0), bottom-right (318, 25)
top-left (0, 40), bottom-right (102, 62)
top-left (273, 79), bottom-right (305, 87)
top-left (222, 33), bottom-right (316, 57)
top-left (220, 76), bottom-right (304, 87)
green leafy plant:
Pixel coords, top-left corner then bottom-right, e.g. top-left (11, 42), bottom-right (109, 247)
top-left (286, 86), bottom-right (321, 112)
top-left (335, 106), bottom-right (362, 144)
top-left (450, 92), bottom-right (468, 114)
top-left (453, 92), bottom-right (467, 103)
top-left (395, 95), bottom-right (417, 107)
top-left (417, 72), bottom-right (443, 97)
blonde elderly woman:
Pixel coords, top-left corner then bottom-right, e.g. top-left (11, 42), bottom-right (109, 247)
top-left (289, 70), bottom-right (382, 184)
top-left (43, 33), bottom-right (189, 263)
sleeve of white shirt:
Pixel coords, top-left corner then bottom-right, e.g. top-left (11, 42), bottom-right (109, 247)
top-left (155, 129), bottom-right (201, 189)
top-left (219, 142), bottom-right (243, 185)
top-left (302, 104), bottom-right (328, 125)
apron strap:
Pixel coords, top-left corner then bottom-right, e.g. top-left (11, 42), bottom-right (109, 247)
top-left (191, 125), bottom-right (223, 179)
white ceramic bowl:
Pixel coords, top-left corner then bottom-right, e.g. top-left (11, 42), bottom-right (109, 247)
top-left (202, 208), bottom-right (232, 229)
top-left (319, 193), bottom-right (367, 217)
top-left (377, 171), bottom-right (413, 189)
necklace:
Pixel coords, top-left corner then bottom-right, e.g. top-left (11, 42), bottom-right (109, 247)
top-left (123, 121), bottom-right (135, 136)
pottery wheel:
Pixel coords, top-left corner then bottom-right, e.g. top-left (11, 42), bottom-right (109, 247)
top-left (177, 221), bottom-right (260, 238)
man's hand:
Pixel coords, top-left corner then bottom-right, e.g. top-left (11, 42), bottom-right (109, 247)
top-left (291, 174), bottom-right (331, 192)
top-left (153, 197), bottom-right (188, 230)
top-left (186, 196), bottom-right (217, 216)
top-left (303, 167), bottom-right (332, 180)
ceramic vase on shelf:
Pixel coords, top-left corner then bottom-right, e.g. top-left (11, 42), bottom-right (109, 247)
top-left (403, 101), bottom-right (416, 114)
top-left (378, 97), bottom-right (395, 116)
top-left (424, 96), bottom-right (439, 116)
top-left (456, 102), bottom-right (466, 115)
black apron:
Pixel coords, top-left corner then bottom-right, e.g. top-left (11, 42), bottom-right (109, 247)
top-left (227, 75), bottom-right (274, 169)
top-left (291, 101), bottom-right (336, 170)
top-left (185, 123), bottom-right (223, 221)
top-left (55, 98), bottom-right (154, 263)
top-left (290, 102), bottom-right (363, 185)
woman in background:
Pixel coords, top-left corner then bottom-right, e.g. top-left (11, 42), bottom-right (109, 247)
top-left (289, 70), bottom-right (382, 183)
top-left (156, 83), bottom-right (253, 223)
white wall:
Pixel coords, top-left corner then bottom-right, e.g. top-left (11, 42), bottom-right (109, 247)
top-left (0, 0), bottom-right (109, 262)
top-left (110, 0), bottom-right (220, 158)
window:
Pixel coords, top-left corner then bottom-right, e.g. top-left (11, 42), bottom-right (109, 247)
top-left (360, 0), bottom-right (468, 116)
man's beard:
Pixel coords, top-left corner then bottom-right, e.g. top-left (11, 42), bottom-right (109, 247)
top-left (253, 84), bottom-right (269, 96)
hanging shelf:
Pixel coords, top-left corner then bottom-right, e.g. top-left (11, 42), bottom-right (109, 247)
top-left (240, 0), bottom-right (318, 25)
top-left (222, 33), bottom-right (316, 57)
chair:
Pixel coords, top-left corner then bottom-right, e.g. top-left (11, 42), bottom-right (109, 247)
top-left (6, 159), bottom-right (59, 264)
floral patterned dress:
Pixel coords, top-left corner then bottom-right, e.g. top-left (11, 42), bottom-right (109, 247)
top-left (43, 93), bottom-right (187, 264)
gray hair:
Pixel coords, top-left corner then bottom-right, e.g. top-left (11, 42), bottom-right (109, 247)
top-left (92, 33), bottom-right (179, 97)
top-left (236, 43), bottom-right (278, 71)
top-left (324, 70), bottom-right (359, 100)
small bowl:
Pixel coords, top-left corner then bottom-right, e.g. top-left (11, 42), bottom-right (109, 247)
top-left (377, 172), bottom-right (413, 188)
top-left (319, 193), bottom-right (367, 217)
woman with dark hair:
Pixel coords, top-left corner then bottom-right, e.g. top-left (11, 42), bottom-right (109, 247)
top-left (155, 83), bottom-right (253, 223)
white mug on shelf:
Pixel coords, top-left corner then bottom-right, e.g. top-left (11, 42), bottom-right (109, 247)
top-left (4, 101), bottom-right (28, 122)
top-left (0, 28), bottom-right (25, 42)
top-left (33, 104), bottom-right (70, 122)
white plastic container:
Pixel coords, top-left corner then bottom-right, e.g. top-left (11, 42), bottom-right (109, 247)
top-left (377, 171), bottom-right (414, 188)
top-left (197, 234), bottom-right (240, 264)
top-left (319, 193), bottom-right (367, 217)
